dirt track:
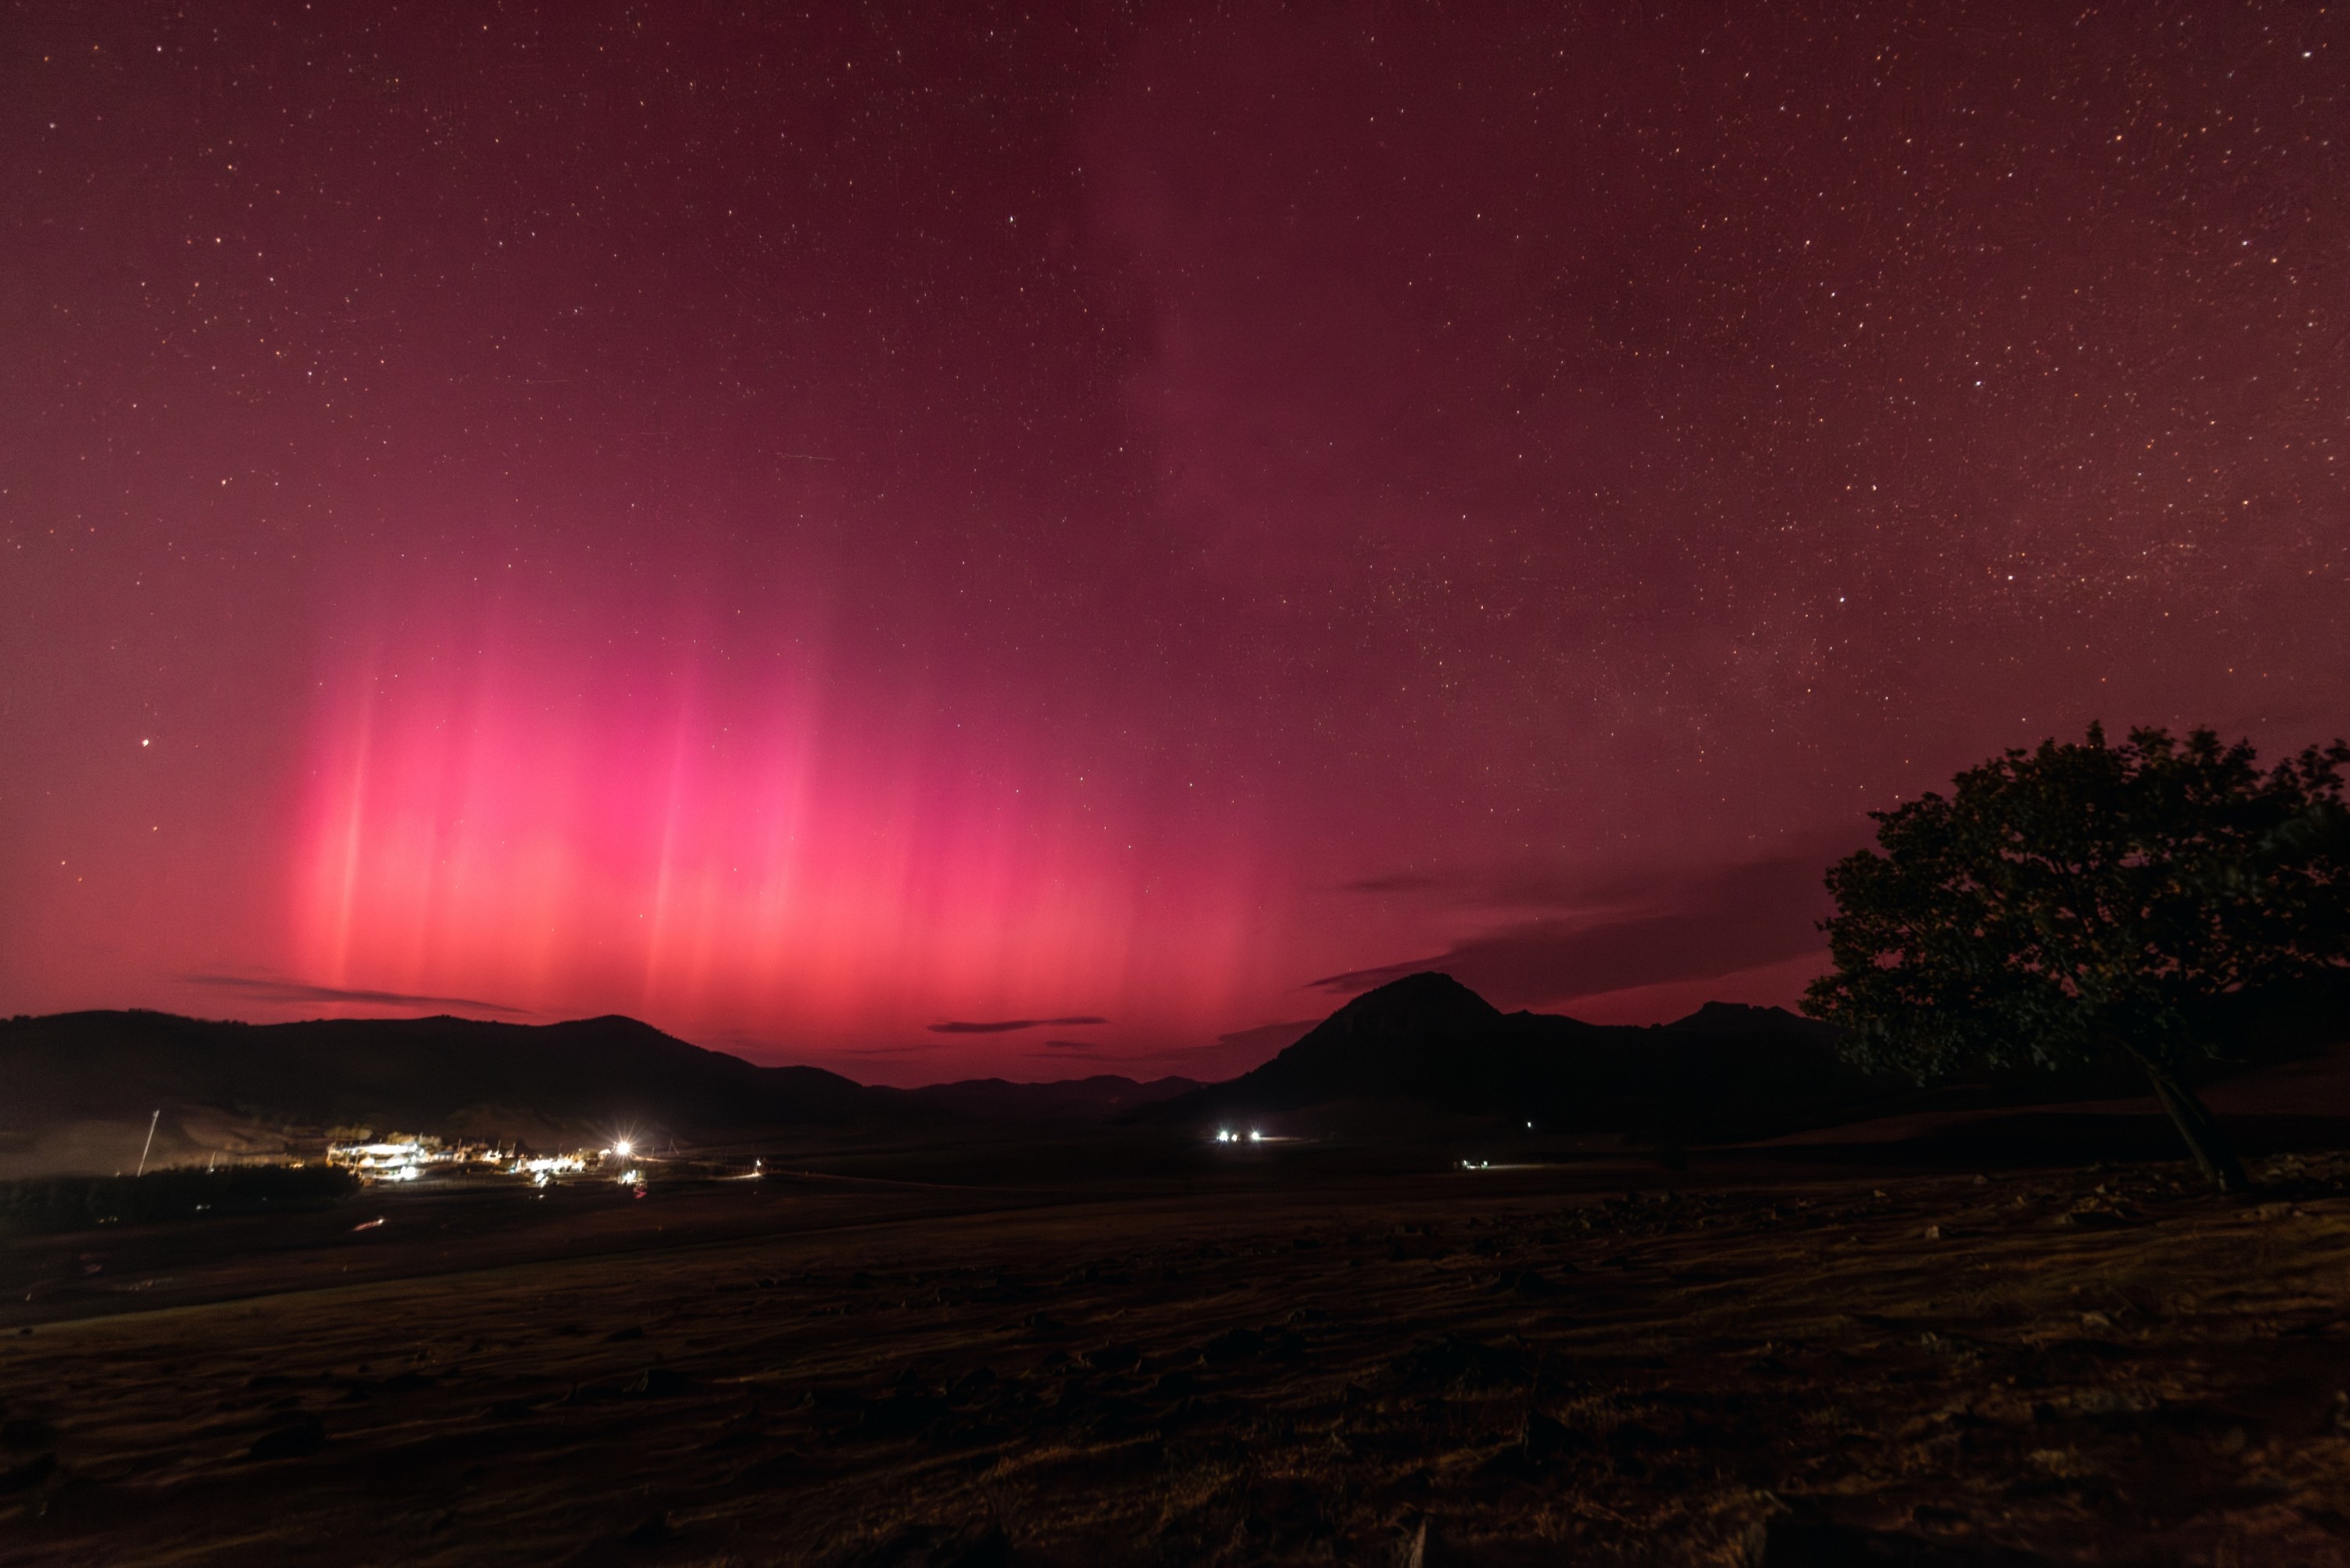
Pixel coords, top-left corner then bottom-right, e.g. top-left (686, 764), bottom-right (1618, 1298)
top-left (5, 1151), bottom-right (2349, 1566)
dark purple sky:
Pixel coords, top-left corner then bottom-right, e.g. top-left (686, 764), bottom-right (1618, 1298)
top-left (5, 3), bottom-right (2344, 1081)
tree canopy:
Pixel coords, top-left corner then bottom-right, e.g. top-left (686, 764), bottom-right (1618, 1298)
top-left (1803, 724), bottom-right (2350, 1190)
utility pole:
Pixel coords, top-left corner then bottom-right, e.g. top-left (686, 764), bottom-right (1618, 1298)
top-left (136, 1109), bottom-right (161, 1177)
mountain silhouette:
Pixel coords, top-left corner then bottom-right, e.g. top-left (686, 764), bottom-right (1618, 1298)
top-left (0, 1010), bottom-right (908, 1158)
top-left (1183, 972), bottom-right (1535, 1111)
top-left (1144, 972), bottom-right (1878, 1135)
top-left (11, 970), bottom-right (2336, 1176)
top-left (0, 1012), bottom-right (1211, 1174)
top-left (1145, 970), bottom-right (2350, 1141)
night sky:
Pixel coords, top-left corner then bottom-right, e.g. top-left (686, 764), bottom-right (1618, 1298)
top-left (5, 4), bottom-right (2344, 1082)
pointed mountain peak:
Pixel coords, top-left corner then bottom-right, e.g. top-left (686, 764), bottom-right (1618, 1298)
top-left (1252, 971), bottom-right (1507, 1086)
top-left (1320, 970), bottom-right (1504, 1034)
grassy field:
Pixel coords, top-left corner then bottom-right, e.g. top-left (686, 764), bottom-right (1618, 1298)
top-left (4, 1143), bottom-right (2349, 1565)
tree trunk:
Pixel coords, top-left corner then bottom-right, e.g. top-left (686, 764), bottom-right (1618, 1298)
top-left (2135, 1057), bottom-right (2250, 1193)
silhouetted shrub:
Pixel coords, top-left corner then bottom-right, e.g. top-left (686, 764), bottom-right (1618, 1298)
top-left (1807, 723), bottom-right (2350, 1191)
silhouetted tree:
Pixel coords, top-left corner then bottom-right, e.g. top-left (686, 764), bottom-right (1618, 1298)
top-left (1804, 724), bottom-right (2350, 1192)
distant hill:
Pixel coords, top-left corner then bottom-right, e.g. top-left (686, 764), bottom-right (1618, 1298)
top-left (1143, 973), bottom-right (1882, 1140)
top-left (0, 1011), bottom-right (1211, 1176)
top-left (1144, 971), bottom-right (2350, 1144)
top-left (0, 1010), bottom-right (916, 1173)
top-left (7, 970), bottom-right (2338, 1176)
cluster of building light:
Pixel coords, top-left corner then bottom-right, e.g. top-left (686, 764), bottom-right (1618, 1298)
top-left (511, 1152), bottom-right (592, 1187)
top-left (326, 1136), bottom-right (464, 1183)
top-left (321, 1133), bottom-right (772, 1193)
top-left (1213, 1129), bottom-right (1267, 1143)
top-left (328, 1134), bottom-right (632, 1187)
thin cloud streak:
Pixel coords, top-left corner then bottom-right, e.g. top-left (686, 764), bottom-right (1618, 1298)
top-left (182, 974), bottom-right (533, 1015)
top-left (927, 1015), bottom-right (1110, 1035)
top-left (1307, 854), bottom-right (1836, 1010)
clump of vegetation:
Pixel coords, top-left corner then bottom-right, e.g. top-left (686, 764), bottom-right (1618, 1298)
top-left (1806, 723), bottom-right (2350, 1191)
top-left (0, 1165), bottom-right (360, 1235)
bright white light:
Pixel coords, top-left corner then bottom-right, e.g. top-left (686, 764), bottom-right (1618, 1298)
top-left (1216, 1129), bottom-right (1233, 1143)
top-left (1248, 1130), bottom-right (1264, 1143)
top-left (619, 1169), bottom-right (642, 1185)
top-left (612, 1139), bottom-right (634, 1158)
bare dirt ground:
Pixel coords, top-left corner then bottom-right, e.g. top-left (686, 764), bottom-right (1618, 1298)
top-left (4, 1146), bottom-right (2350, 1566)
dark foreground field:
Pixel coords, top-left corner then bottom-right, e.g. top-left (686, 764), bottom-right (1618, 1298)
top-left (5, 1140), bottom-right (2350, 1567)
